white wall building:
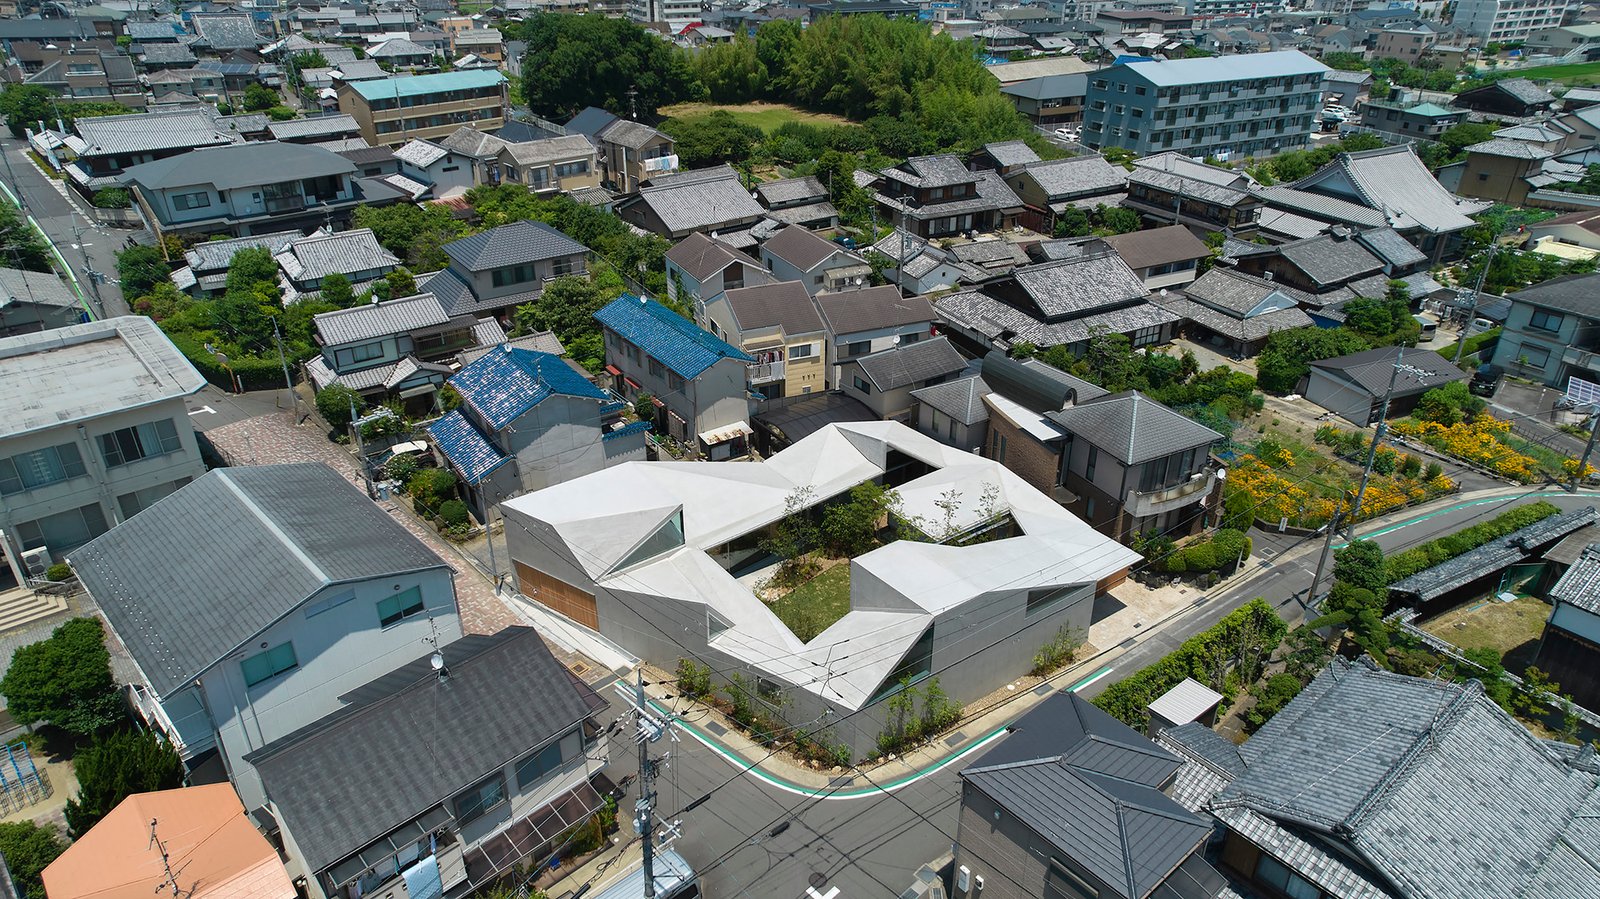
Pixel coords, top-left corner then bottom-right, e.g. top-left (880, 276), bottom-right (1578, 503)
top-left (1453, 0), bottom-right (1571, 42)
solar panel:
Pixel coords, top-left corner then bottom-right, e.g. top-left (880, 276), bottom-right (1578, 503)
top-left (1567, 375), bottom-right (1600, 410)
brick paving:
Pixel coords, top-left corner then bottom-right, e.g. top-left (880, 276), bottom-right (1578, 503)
top-left (203, 411), bottom-right (520, 636)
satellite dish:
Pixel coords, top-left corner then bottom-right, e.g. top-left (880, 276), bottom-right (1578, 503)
top-left (1159, 288), bottom-right (1168, 297)
top-left (892, 335), bottom-right (901, 345)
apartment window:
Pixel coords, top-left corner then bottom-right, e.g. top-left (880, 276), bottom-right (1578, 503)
top-left (667, 372), bottom-right (685, 392)
top-left (1529, 309), bottom-right (1564, 333)
top-left (555, 160), bottom-right (588, 177)
top-left (171, 191), bottom-right (210, 211)
top-left (997, 434), bottom-right (1007, 464)
top-left (1113, 104), bottom-right (1125, 114)
top-left (790, 343), bottom-right (814, 359)
top-left (377, 586), bottom-right (425, 627)
top-left (1516, 344), bottom-right (1552, 368)
top-left (853, 375), bottom-right (872, 394)
top-left (1085, 446), bottom-right (1097, 481)
top-left (0, 444), bottom-right (87, 495)
top-left (649, 359), bottom-right (665, 379)
top-left (12, 503), bottom-right (108, 553)
top-left (453, 773), bottom-right (507, 825)
top-left (97, 419), bottom-right (181, 468)
top-left (116, 477), bottom-right (189, 519)
top-left (515, 738), bottom-right (566, 789)
top-left (1026, 585), bottom-right (1073, 617)
top-left (492, 264), bottom-right (536, 288)
top-left (552, 257), bottom-right (576, 277)
top-left (240, 641), bottom-right (297, 687)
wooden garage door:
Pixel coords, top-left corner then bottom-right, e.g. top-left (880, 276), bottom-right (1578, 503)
top-left (514, 561), bottom-right (599, 630)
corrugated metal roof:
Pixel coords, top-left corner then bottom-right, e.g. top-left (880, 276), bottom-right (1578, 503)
top-left (347, 69), bottom-right (505, 101)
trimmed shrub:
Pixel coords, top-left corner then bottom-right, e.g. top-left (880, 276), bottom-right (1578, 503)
top-left (43, 563), bottom-right (71, 582)
top-left (1384, 500), bottom-right (1560, 583)
top-left (438, 499), bottom-right (470, 527)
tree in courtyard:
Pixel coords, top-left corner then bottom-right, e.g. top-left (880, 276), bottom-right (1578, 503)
top-left (1255, 326), bottom-right (1371, 393)
top-left (242, 82), bottom-right (279, 112)
top-left (1332, 540), bottom-right (1388, 592)
top-left (64, 729), bottom-right (183, 838)
top-left (820, 481), bottom-right (894, 557)
top-left (385, 267), bottom-right (417, 299)
top-left (319, 272), bottom-right (355, 308)
top-left (0, 618), bottom-right (123, 739)
top-left (1053, 206), bottom-right (1091, 238)
top-left (0, 821), bottom-right (64, 899)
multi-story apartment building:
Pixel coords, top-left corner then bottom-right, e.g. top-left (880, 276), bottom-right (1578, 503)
top-left (0, 317), bottom-right (206, 588)
top-left (337, 70), bottom-right (508, 148)
top-left (1082, 50), bottom-right (1329, 161)
top-left (1453, 0), bottom-right (1570, 41)
top-left (628, 0), bottom-right (702, 26)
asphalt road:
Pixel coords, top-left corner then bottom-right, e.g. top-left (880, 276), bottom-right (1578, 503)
top-left (0, 134), bottom-right (134, 319)
top-left (588, 484), bottom-right (1599, 899)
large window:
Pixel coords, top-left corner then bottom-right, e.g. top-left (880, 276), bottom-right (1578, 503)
top-left (0, 443), bottom-right (87, 495)
top-left (97, 419), bottom-right (181, 467)
top-left (1529, 309), bottom-right (1564, 333)
top-left (117, 477), bottom-right (190, 519)
top-left (555, 160), bottom-right (588, 177)
top-left (614, 510), bottom-right (685, 571)
top-left (240, 642), bottom-right (297, 687)
top-left (13, 503), bottom-right (107, 552)
top-left (171, 191), bottom-right (210, 211)
top-left (453, 773), bottom-right (506, 824)
top-left (377, 587), bottom-right (425, 627)
top-left (515, 728), bottom-right (581, 789)
top-left (491, 264), bottom-right (537, 288)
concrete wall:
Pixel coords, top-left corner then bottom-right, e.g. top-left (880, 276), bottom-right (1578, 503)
top-left (197, 567), bottom-right (463, 810)
top-left (2, 398), bottom-right (205, 571)
top-left (501, 395), bottom-right (611, 493)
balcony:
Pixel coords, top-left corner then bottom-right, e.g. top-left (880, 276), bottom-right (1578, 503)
top-left (1124, 469), bottom-right (1216, 519)
top-left (1562, 346), bottom-right (1600, 376)
top-left (265, 194), bottom-right (306, 214)
top-left (748, 360), bottom-right (785, 384)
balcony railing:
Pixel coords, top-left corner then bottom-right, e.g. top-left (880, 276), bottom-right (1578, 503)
top-left (265, 194), bottom-right (306, 213)
top-left (1125, 470), bottom-right (1216, 519)
top-left (748, 360), bottom-right (785, 383)
top-left (1562, 346), bottom-right (1600, 373)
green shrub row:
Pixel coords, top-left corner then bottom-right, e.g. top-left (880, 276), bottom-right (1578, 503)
top-left (1093, 598), bottom-right (1286, 726)
top-left (1165, 529), bottom-right (1252, 574)
top-left (1384, 500), bottom-right (1560, 583)
top-left (166, 332), bottom-right (287, 391)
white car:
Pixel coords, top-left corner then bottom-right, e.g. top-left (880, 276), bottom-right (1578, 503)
top-left (1053, 126), bottom-right (1082, 141)
top-left (1321, 105), bottom-right (1349, 121)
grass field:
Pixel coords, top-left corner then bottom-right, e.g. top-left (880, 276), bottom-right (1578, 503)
top-left (768, 563), bottom-right (851, 642)
top-left (1499, 61), bottom-right (1600, 85)
top-left (657, 102), bottom-right (852, 133)
top-left (1423, 594), bottom-right (1550, 670)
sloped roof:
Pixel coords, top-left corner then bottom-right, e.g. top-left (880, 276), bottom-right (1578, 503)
top-left (1308, 345), bottom-right (1465, 398)
top-left (1506, 271), bottom-right (1600, 318)
top-left (813, 285), bottom-right (935, 335)
top-left (625, 164), bottom-right (765, 235)
top-left (122, 141), bottom-right (355, 192)
top-left (192, 14), bottom-right (261, 49)
top-left (1551, 543), bottom-right (1600, 615)
top-left (448, 345), bottom-right (607, 431)
top-left (1468, 138), bottom-right (1554, 160)
top-left (1017, 154), bottom-right (1128, 200)
top-left (75, 109), bottom-right (236, 156)
top-left (1389, 506), bottom-right (1598, 603)
top-left (314, 293), bottom-right (450, 346)
top-left (184, 230), bottom-right (301, 273)
top-left (961, 692), bottom-right (1212, 899)
top-left (1290, 145), bottom-right (1488, 235)
top-left (71, 464), bottom-right (447, 697)
top-left (1355, 226), bottom-right (1426, 269)
top-left (368, 37), bottom-right (431, 57)
top-left (1047, 390), bottom-right (1221, 464)
top-left (1277, 231), bottom-right (1384, 287)
top-left (724, 280), bottom-right (826, 336)
top-left (1010, 253), bottom-right (1149, 320)
top-left (595, 293), bottom-right (753, 379)
top-left (277, 228), bottom-right (397, 283)
top-left (763, 224), bottom-right (847, 272)
top-left (393, 138), bottom-right (450, 167)
top-left (980, 351), bottom-right (1108, 413)
top-left (442, 220), bottom-right (588, 271)
top-left (665, 232), bottom-right (764, 283)
top-left (1208, 657), bottom-right (1600, 899)
top-left (850, 336), bottom-right (968, 391)
top-left (910, 375), bottom-right (992, 426)
top-left (438, 124), bottom-right (509, 158)
top-left (755, 175), bottom-right (828, 207)
top-left (346, 69), bottom-right (505, 101)
top-left (499, 134), bottom-right (594, 166)
top-left (1100, 224), bottom-right (1209, 271)
top-left (981, 140), bottom-right (1042, 168)
top-left (41, 784), bottom-right (293, 899)
top-left (249, 627), bottom-right (603, 875)
top-left (267, 113), bottom-right (360, 141)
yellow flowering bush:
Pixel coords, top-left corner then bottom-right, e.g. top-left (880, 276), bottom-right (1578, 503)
top-left (1224, 451), bottom-right (1454, 528)
top-left (1389, 418), bottom-right (1538, 481)
top-left (1564, 458), bottom-right (1597, 481)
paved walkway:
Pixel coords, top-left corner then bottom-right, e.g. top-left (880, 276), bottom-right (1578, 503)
top-left (203, 408), bottom-right (520, 637)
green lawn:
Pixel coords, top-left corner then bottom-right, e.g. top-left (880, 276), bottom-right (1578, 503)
top-left (1496, 61), bottom-right (1600, 85)
top-left (769, 563), bottom-right (851, 642)
top-left (1422, 594), bottom-right (1550, 671)
top-left (657, 101), bottom-right (852, 133)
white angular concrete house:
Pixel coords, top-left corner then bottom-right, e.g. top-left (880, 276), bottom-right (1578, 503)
top-left (502, 421), bottom-right (1138, 759)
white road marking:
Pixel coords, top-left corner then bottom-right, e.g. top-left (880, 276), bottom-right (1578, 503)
top-left (188, 406), bottom-right (217, 416)
top-left (806, 886), bottom-right (840, 899)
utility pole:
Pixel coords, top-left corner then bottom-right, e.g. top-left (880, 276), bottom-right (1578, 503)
top-left (615, 671), bottom-right (680, 899)
top-left (1350, 347), bottom-right (1438, 533)
top-left (270, 315), bottom-right (301, 423)
top-left (1453, 239), bottom-right (1500, 365)
top-left (1307, 495), bottom-right (1349, 612)
top-left (69, 217), bottom-right (103, 318)
top-left (1574, 409), bottom-right (1600, 492)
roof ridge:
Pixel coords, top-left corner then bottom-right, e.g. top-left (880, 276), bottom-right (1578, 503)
top-left (1338, 680), bottom-right (1480, 836)
top-left (214, 469), bottom-right (330, 584)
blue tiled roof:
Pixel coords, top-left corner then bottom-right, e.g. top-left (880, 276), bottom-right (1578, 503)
top-left (449, 347), bottom-right (608, 432)
top-left (599, 400), bottom-right (625, 415)
top-left (427, 410), bottom-right (509, 485)
top-left (594, 294), bottom-right (753, 380)
top-left (602, 420), bottom-right (652, 441)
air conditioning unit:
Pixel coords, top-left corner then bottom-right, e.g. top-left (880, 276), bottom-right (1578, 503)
top-left (20, 547), bottom-right (50, 580)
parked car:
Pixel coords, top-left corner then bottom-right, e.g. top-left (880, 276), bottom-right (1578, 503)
top-left (1466, 317), bottom-right (1496, 335)
top-left (1470, 363), bottom-right (1503, 397)
top-left (1053, 125), bottom-right (1082, 141)
top-left (1413, 315), bottom-right (1437, 341)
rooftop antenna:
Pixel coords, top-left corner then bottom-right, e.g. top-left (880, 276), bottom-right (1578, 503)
top-left (148, 818), bottom-right (190, 898)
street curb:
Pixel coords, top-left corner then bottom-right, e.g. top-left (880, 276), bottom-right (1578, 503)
top-left (0, 175), bottom-right (95, 321)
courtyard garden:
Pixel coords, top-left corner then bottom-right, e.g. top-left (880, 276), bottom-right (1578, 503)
top-left (1422, 594), bottom-right (1550, 674)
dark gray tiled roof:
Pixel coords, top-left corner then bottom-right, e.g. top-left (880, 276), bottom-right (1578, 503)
top-left (598, 117), bottom-right (666, 150)
top-left (442, 220), bottom-right (588, 271)
top-left (1550, 543), bottom-right (1600, 614)
top-left (961, 692), bottom-right (1210, 899)
top-left (981, 140), bottom-right (1041, 168)
top-left (1276, 231), bottom-right (1384, 288)
top-left (852, 335), bottom-right (968, 391)
top-left (249, 627), bottom-right (603, 875)
top-left (278, 228), bottom-right (397, 283)
top-left (910, 375), bottom-right (991, 425)
top-left (1354, 226), bottom-right (1426, 269)
top-left (123, 141), bottom-right (354, 191)
top-left (1012, 253), bottom-right (1148, 320)
top-left (139, 43), bottom-right (197, 65)
top-left (1047, 390), bottom-right (1221, 464)
top-left (950, 240), bottom-right (1028, 268)
top-left (626, 165), bottom-right (765, 235)
top-left (183, 230), bottom-right (301, 273)
top-left (936, 288), bottom-right (1181, 350)
top-left (314, 292), bottom-right (450, 344)
top-left (192, 14), bottom-right (261, 49)
top-left (755, 175), bottom-right (827, 207)
top-left (1508, 272), bottom-right (1600, 318)
top-left (1017, 154), bottom-right (1127, 200)
top-left (765, 201), bottom-right (840, 226)
top-left (1211, 657), bottom-right (1600, 899)
top-left (1180, 267), bottom-right (1290, 316)
top-left (1308, 346), bottom-right (1465, 398)
top-left (814, 285), bottom-right (935, 335)
top-left (724, 280), bottom-right (826, 335)
top-left (763, 224), bottom-right (845, 272)
top-left (881, 154), bottom-right (978, 189)
top-left (980, 350), bottom-right (1107, 413)
top-left (1161, 295), bottom-right (1313, 342)
top-left (1389, 506), bottom-right (1598, 603)
top-left (1100, 224), bottom-right (1210, 271)
top-left (70, 464), bottom-right (446, 697)
top-left (267, 114), bottom-right (360, 141)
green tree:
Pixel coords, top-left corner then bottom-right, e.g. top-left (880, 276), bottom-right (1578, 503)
top-left (117, 245), bottom-right (173, 301)
top-left (1333, 540), bottom-right (1388, 592)
top-left (691, 36), bottom-right (767, 103)
top-left (1313, 580), bottom-right (1389, 657)
top-left (511, 275), bottom-right (620, 370)
top-left (385, 267), bottom-right (417, 299)
top-left (0, 618), bottom-right (122, 738)
top-left (353, 203), bottom-right (468, 270)
top-left (662, 110), bottom-right (765, 167)
top-left (1093, 205), bottom-right (1141, 234)
top-left (223, 247), bottom-right (280, 297)
top-left (1256, 326), bottom-right (1371, 393)
top-left (319, 271), bottom-right (355, 308)
top-left (1053, 206), bottom-right (1091, 237)
top-left (64, 730), bottom-right (184, 838)
top-left (820, 481), bottom-right (893, 557)
top-left (316, 383), bottom-right (362, 429)
top-left (242, 82), bottom-right (279, 112)
top-left (519, 14), bottom-right (702, 119)
top-left (0, 200), bottom-right (52, 273)
top-left (0, 84), bottom-right (58, 138)
top-left (0, 821), bottom-right (64, 899)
